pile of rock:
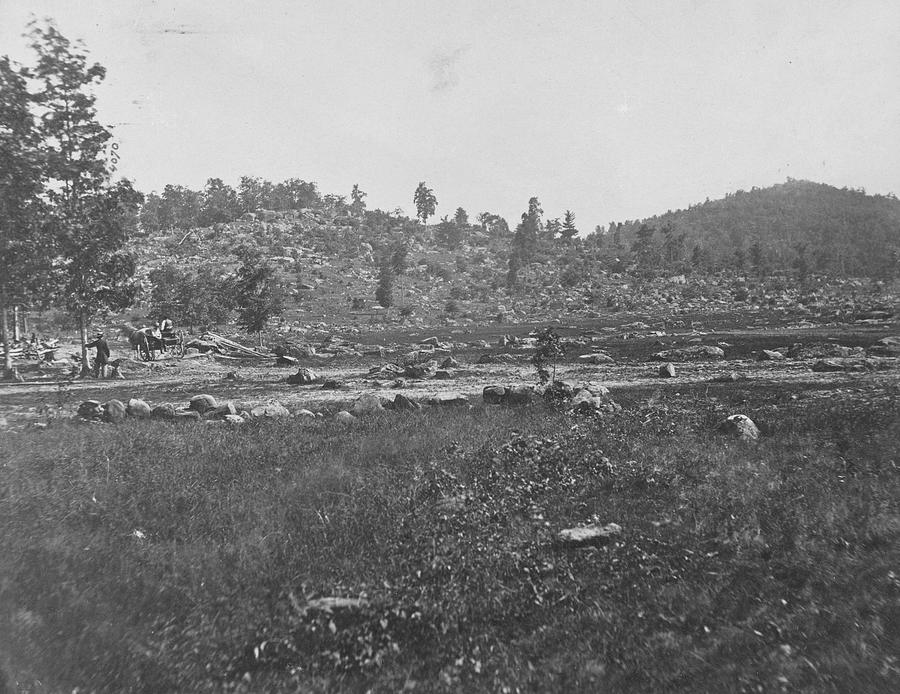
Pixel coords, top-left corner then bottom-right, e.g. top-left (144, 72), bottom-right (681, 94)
top-left (76, 393), bottom-right (295, 426)
top-left (483, 380), bottom-right (620, 413)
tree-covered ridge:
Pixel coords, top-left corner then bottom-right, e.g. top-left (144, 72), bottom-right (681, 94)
top-left (601, 180), bottom-right (900, 278)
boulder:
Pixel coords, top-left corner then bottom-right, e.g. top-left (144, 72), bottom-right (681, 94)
top-left (212, 402), bottom-right (239, 418)
top-left (126, 398), bottom-right (151, 418)
top-left (717, 414), bottom-right (760, 441)
top-left (579, 382), bottom-right (611, 397)
top-left (545, 380), bottom-right (576, 399)
top-left (189, 394), bottom-right (218, 414)
top-left (658, 362), bottom-right (676, 378)
top-left (320, 378), bottom-right (345, 390)
top-left (351, 394), bottom-right (384, 416)
top-left (151, 403), bottom-right (177, 420)
top-left (441, 356), bottom-right (460, 369)
top-left (102, 399), bottom-right (127, 424)
top-left (223, 414), bottom-right (245, 425)
top-left (505, 384), bottom-right (535, 405)
top-left (557, 523), bottom-right (622, 548)
top-left (482, 385), bottom-right (507, 405)
top-left (77, 400), bottom-right (103, 420)
top-left (393, 393), bottom-right (421, 411)
top-left (334, 410), bottom-right (357, 425)
top-left (404, 360), bottom-right (438, 379)
top-left (276, 355), bottom-right (299, 367)
top-left (570, 390), bottom-right (621, 414)
top-left (286, 367), bottom-right (318, 385)
top-left (295, 409), bottom-right (316, 418)
top-left (250, 402), bottom-right (291, 419)
top-left (434, 369), bottom-right (454, 380)
top-left (759, 349), bottom-right (784, 361)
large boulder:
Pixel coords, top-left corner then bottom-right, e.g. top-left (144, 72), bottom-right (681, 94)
top-left (658, 362), bottom-right (676, 378)
top-left (351, 394), bottom-right (384, 416)
top-left (189, 394), bottom-right (218, 414)
top-left (404, 360), bottom-right (438, 379)
top-left (570, 389), bottom-right (621, 414)
top-left (151, 403), bottom-right (177, 420)
top-left (717, 414), bottom-right (760, 441)
top-left (77, 400), bottom-right (103, 421)
top-left (505, 384), bottom-right (535, 405)
top-left (286, 367), bottom-right (318, 385)
top-left (482, 385), bottom-right (507, 405)
top-left (393, 393), bottom-right (421, 411)
top-left (211, 402), bottom-right (238, 418)
top-left (334, 410), bottom-right (357, 425)
top-left (126, 398), bottom-right (151, 418)
top-left (102, 399), bottom-right (127, 424)
top-left (759, 349), bottom-right (785, 361)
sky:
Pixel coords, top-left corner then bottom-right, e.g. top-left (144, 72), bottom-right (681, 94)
top-left (1, 0), bottom-right (898, 231)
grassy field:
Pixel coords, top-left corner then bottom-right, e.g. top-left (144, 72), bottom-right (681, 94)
top-left (2, 383), bottom-right (899, 693)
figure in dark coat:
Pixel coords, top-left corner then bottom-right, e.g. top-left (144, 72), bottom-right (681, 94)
top-left (86, 332), bottom-right (111, 378)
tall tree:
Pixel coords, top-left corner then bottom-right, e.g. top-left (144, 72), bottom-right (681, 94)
top-left (560, 210), bottom-right (578, 243)
top-left (350, 183), bottom-right (367, 217)
top-left (232, 249), bottom-right (283, 341)
top-left (453, 206), bottom-right (468, 227)
top-left (512, 196), bottom-right (542, 267)
top-left (199, 178), bottom-right (239, 226)
top-left (0, 55), bottom-right (46, 377)
top-left (413, 181), bottom-right (437, 228)
top-left (29, 21), bottom-right (143, 374)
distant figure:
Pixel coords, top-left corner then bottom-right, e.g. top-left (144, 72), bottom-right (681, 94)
top-left (160, 316), bottom-right (174, 338)
top-left (85, 332), bottom-right (111, 378)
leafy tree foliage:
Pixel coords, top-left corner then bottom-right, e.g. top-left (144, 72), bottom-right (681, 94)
top-left (375, 262), bottom-right (394, 308)
top-left (28, 21), bottom-right (143, 373)
top-left (0, 55), bottom-right (46, 374)
top-left (413, 182), bottom-right (437, 227)
top-left (531, 327), bottom-right (564, 384)
top-left (453, 207), bottom-right (468, 227)
top-left (199, 178), bottom-right (240, 226)
top-left (435, 215), bottom-right (464, 250)
top-left (232, 249), bottom-right (284, 336)
top-left (148, 265), bottom-right (233, 330)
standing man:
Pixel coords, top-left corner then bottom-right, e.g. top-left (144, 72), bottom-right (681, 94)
top-left (85, 331), bottom-right (110, 378)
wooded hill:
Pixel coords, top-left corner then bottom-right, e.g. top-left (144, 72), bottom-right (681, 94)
top-left (602, 179), bottom-right (900, 278)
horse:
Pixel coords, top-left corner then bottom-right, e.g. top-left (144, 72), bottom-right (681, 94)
top-left (120, 324), bottom-right (153, 361)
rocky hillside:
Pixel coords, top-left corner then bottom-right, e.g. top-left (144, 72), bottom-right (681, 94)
top-left (126, 187), bottom-right (897, 336)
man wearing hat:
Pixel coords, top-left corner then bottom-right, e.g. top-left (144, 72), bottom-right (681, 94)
top-left (85, 332), bottom-right (111, 378)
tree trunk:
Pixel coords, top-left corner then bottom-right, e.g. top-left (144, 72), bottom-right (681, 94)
top-left (13, 305), bottom-right (21, 342)
top-left (1, 291), bottom-right (13, 376)
top-left (79, 310), bottom-right (90, 377)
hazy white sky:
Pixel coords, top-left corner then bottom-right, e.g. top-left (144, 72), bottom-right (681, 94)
top-left (2, 0), bottom-right (898, 230)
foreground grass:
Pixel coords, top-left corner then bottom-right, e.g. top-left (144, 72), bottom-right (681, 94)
top-left (1, 389), bottom-right (899, 693)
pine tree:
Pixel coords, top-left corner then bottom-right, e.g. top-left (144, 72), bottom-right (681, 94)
top-left (560, 210), bottom-right (578, 243)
